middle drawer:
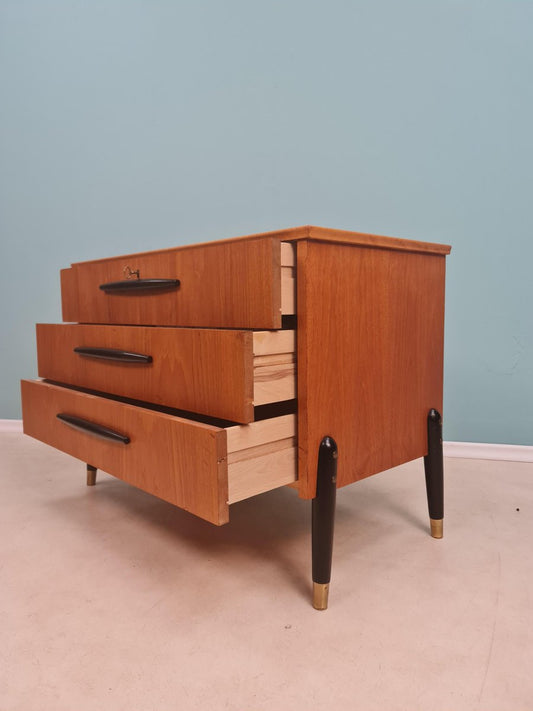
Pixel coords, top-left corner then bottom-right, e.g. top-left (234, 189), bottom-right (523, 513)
top-left (36, 324), bottom-right (295, 424)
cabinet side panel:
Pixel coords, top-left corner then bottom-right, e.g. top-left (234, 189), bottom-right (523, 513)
top-left (297, 241), bottom-right (446, 499)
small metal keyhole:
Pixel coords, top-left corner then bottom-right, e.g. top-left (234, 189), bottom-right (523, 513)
top-left (123, 266), bottom-right (140, 279)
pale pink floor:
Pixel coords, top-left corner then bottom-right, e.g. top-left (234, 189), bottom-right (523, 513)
top-left (2, 432), bottom-right (532, 711)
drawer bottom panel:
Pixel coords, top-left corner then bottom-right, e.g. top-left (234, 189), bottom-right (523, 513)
top-left (21, 380), bottom-right (297, 525)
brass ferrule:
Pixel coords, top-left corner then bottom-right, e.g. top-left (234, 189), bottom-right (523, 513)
top-left (313, 582), bottom-right (329, 610)
top-left (430, 518), bottom-right (443, 539)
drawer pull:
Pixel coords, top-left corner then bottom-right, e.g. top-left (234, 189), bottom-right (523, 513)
top-left (56, 413), bottom-right (131, 444)
top-left (99, 278), bottom-right (180, 294)
top-left (74, 347), bottom-right (153, 364)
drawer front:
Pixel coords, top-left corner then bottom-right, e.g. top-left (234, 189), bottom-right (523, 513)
top-left (36, 325), bottom-right (295, 423)
top-left (61, 238), bottom-right (295, 329)
top-left (21, 379), bottom-right (228, 525)
top-left (21, 380), bottom-right (297, 525)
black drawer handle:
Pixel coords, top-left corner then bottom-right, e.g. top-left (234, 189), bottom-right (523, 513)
top-left (74, 347), bottom-right (153, 364)
top-left (57, 413), bottom-right (131, 444)
top-left (99, 278), bottom-right (180, 294)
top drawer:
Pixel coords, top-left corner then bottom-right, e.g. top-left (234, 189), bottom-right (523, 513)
top-left (61, 237), bottom-right (295, 329)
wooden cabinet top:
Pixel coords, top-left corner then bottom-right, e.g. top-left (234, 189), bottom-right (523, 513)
top-left (69, 225), bottom-right (451, 267)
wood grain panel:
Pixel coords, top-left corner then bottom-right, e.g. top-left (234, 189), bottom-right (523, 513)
top-left (226, 412), bottom-right (297, 503)
top-left (21, 381), bottom-right (298, 521)
top-left (226, 413), bottom-right (296, 451)
top-left (253, 363), bottom-right (296, 405)
top-left (36, 324), bottom-right (296, 421)
top-left (65, 225), bottom-right (447, 258)
top-left (303, 226), bottom-right (451, 256)
top-left (253, 330), bottom-right (295, 356)
top-left (21, 379), bottom-right (229, 525)
top-left (227, 437), bottom-right (295, 464)
top-left (61, 269), bottom-right (78, 322)
top-left (228, 447), bottom-right (297, 504)
top-left (36, 324), bottom-right (255, 423)
top-left (297, 240), bottom-right (447, 499)
top-left (62, 237), bottom-right (291, 328)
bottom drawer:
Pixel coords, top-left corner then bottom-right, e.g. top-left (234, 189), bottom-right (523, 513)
top-left (21, 380), bottom-right (296, 525)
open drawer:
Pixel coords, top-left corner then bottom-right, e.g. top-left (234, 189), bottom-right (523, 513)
top-left (21, 380), bottom-right (296, 525)
top-left (61, 238), bottom-right (295, 329)
top-left (36, 324), bottom-right (295, 423)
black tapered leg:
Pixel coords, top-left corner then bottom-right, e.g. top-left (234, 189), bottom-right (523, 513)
top-left (86, 464), bottom-right (97, 486)
top-left (312, 437), bottom-right (338, 610)
top-left (424, 409), bottom-right (444, 538)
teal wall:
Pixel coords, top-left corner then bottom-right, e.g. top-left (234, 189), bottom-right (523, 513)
top-left (1, 1), bottom-right (532, 444)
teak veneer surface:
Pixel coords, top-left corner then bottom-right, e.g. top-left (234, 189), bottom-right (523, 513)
top-left (21, 379), bottom-right (228, 524)
top-left (37, 324), bottom-right (253, 423)
top-left (36, 324), bottom-right (295, 423)
top-left (21, 381), bottom-right (298, 524)
top-left (296, 240), bottom-right (447, 499)
top-left (61, 238), bottom-right (292, 329)
top-left (27, 225), bottom-right (451, 523)
top-left (65, 225), bottom-right (450, 265)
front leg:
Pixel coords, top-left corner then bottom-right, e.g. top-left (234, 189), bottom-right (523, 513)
top-left (312, 437), bottom-right (338, 610)
top-left (424, 409), bottom-right (444, 538)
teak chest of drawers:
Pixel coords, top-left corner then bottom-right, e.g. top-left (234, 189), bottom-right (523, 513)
top-left (21, 225), bottom-right (451, 609)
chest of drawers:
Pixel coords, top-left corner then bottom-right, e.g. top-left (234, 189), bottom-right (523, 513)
top-left (21, 225), bottom-right (451, 609)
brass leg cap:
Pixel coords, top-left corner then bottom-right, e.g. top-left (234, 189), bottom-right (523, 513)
top-left (430, 518), bottom-right (443, 539)
top-left (313, 582), bottom-right (329, 610)
top-left (87, 466), bottom-right (97, 487)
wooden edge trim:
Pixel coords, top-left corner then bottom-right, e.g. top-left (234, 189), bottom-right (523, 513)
top-left (61, 268), bottom-right (79, 322)
top-left (252, 330), bottom-right (295, 356)
top-left (225, 414), bottom-right (296, 453)
top-left (69, 228), bottom-right (309, 267)
top-left (67, 225), bottom-right (449, 267)
top-left (227, 436), bottom-right (295, 464)
top-left (295, 239), bottom-right (313, 499)
top-left (215, 429), bottom-right (230, 525)
top-left (271, 238), bottom-right (282, 328)
top-left (304, 226), bottom-right (451, 256)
